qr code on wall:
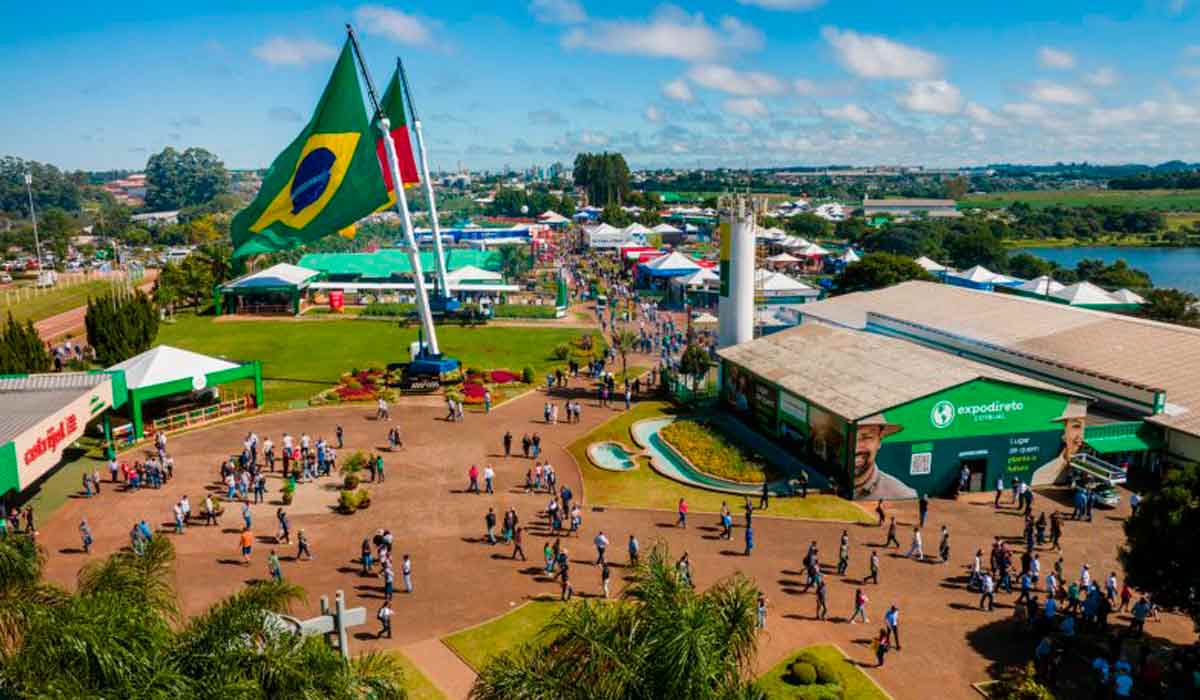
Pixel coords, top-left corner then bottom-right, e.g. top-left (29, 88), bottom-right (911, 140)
top-left (910, 452), bottom-right (932, 475)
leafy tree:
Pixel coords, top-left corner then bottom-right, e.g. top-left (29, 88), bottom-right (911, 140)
top-left (834, 253), bottom-right (934, 294)
top-left (471, 543), bottom-right (761, 700)
top-left (496, 244), bottom-right (532, 282)
top-left (784, 213), bottom-right (830, 240)
top-left (860, 226), bottom-right (938, 258)
top-left (85, 290), bottom-right (159, 365)
top-left (0, 313), bottom-right (52, 373)
top-left (942, 176), bottom-right (969, 200)
top-left (92, 202), bottom-right (132, 239)
top-left (833, 217), bottom-right (870, 244)
top-left (1079, 259), bottom-right (1152, 289)
top-left (144, 146), bottom-right (230, 210)
top-left (988, 663), bottom-right (1055, 700)
top-left (679, 343), bottom-right (711, 391)
top-left (38, 207), bottom-right (76, 266)
top-left (1139, 288), bottom-right (1200, 326)
top-left (601, 202), bottom-right (632, 228)
top-left (943, 230), bottom-right (1007, 270)
top-left (1119, 463), bottom-right (1200, 629)
top-left (573, 152), bottom-right (631, 207)
top-left (1005, 252), bottom-right (1055, 280)
top-left (0, 156), bottom-right (83, 217)
top-left (637, 208), bottom-right (662, 227)
top-left (0, 534), bottom-right (408, 698)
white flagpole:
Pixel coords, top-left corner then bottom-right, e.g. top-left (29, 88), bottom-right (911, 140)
top-left (398, 59), bottom-right (451, 297)
top-left (347, 26), bottom-right (440, 356)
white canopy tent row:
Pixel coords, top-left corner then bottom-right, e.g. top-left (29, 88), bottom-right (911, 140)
top-left (914, 256), bottom-right (947, 273)
top-left (1014, 276), bottom-right (1065, 296)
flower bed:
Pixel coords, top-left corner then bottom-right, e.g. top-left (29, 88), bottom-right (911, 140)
top-left (658, 419), bottom-right (775, 483)
top-left (312, 368), bottom-right (397, 405)
top-left (490, 370), bottom-right (520, 384)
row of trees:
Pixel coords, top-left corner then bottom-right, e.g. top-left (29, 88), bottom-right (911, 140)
top-left (84, 290), bottom-right (158, 365)
top-left (0, 535), bottom-right (408, 697)
top-left (573, 152), bottom-right (631, 207)
top-left (1109, 168), bottom-right (1200, 190)
top-left (0, 156), bottom-right (84, 217)
top-left (0, 313), bottom-right (51, 373)
top-left (487, 187), bottom-right (576, 218)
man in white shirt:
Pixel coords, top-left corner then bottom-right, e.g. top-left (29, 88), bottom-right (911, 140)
top-left (594, 531), bottom-right (609, 565)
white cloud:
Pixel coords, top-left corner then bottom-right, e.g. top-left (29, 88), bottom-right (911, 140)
top-left (793, 78), bottom-right (817, 95)
top-left (251, 37), bottom-right (337, 66)
top-left (1084, 67), bottom-right (1118, 87)
top-left (823, 103), bottom-right (873, 126)
top-left (723, 97), bottom-right (768, 118)
top-left (1037, 46), bottom-right (1076, 70)
top-left (562, 6), bottom-right (763, 61)
top-left (662, 78), bottom-right (694, 102)
top-left (821, 27), bottom-right (942, 79)
top-left (528, 0), bottom-right (587, 24)
top-left (687, 64), bottom-right (785, 96)
top-left (1002, 102), bottom-right (1049, 121)
top-left (965, 102), bottom-right (1006, 127)
top-left (644, 105), bottom-right (663, 122)
top-left (354, 6), bottom-right (434, 45)
top-left (898, 79), bottom-right (962, 114)
top-left (735, 0), bottom-right (825, 10)
top-left (1030, 81), bottom-right (1093, 105)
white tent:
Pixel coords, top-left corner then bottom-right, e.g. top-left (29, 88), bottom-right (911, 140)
top-left (445, 265), bottom-right (503, 282)
top-left (642, 251), bottom-right (700, 271)
top-left (957, 265), bottom-right (1002, 283)
top-left (538, 210), bottom-right (570, 224)
top-left (692, 311), bottom-right (719, 325)
top-left (838, 249), bottom-right (861, 264)
top-left (109, 346), bottom-right (240, 391)
top-left (671, 267), bottom-right (720, 288)
top-left (1053, 281), bottom-right (1123, 306)
top-left (757, 226), bottom-right (788, 240)
top-left (754, 269), bottom-right (815, 293)
top-left (1015, 276), bottom-right (1064, 296)
top-left (586, 223), bottom-right (619, 235)
top-left (795, 242), bottom-right (830, 257)
top-left (780, 235), bottom-right (812, 249)
top-left (221, 263), bottom-right (320, 290)
top-left (623, 222), bottom-right (652, 235)
top-left (914, 256), bottom-right (946, 273)
top-left (766, 252), bottom-right (800, 264)
top-left (1110, 288), bottom-right (1146, 305)
top-left (651, 222), bottom-right (682, 234)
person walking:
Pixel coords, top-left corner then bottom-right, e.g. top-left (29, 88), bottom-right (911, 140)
top-left (361, 538), bottom-right (374, 575)
top-left (601, 561), bottom-right (611, 598)
top-left (676, 498), bottom-right (688, 528)
top-left (297, 529), bottom-right (313, 561)
top-left (756, 594), bottom-right (767, 630)
top-left (628, 534), bottom-right (640, 566)
top-left (874, 627), bottom-right (891, 667)
top-left (503, 431), bottom-right (513, 458)
top-left (485, 507), bottom-right (497, 545)
top-left (907, 527), bottom-right (924, 561)
top-left (744, 524), bottom-right (755, 556)
top-left (980, 572), bottom-right (995, 611)
top-left (335, 424), bottom-right (344, 449)
top-left (837, 532), bottom-right (850, 576)
top-left (875, 499), bottom-right (886, 527)
top-left (267, 550), bottom-right (282, 582)
top-left (512, 526), bottom-right (526, 561)
top-left (239, 527), bottom-right (254, 565)
top-left (918, 493), bottom-right (929, 529)
top-left (994, 476), bottom-right (1004, 508)
top-left (884, 605), bottom-right (901, 650)
top-left (815, 576), bottom-right (828, 620)
top-left (377, 603), bottom-right (393, 639)
top-left (850, 588), bottom-right (869, 623)
top-left (759, 480), bottom-right (769, 510)
top-left (939, 525), bottom-right (951, 563)
top-left (402, 554), bottom-right (413, 593)
top-left (594, 531), bottom-right (609, 565)
top-left (382, 563), bottom-right (395, 604)
top-left (884, 517), bottom-right (900, 548)
top-left (866, 550), bottom-right (880, 584)
top-left (483, 464), bottom-right (495, 495)
top-left (79, 519), bottom-right (93, 553)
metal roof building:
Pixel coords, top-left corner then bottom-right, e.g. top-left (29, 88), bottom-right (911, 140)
top-left (799, 281), bottom-right (1200, 460)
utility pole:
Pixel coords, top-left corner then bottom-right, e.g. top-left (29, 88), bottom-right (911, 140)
top-left (24, 173), bottom-right (44, 270)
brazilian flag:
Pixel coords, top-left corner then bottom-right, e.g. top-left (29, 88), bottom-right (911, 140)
top-left (231, 39), bottom-right (388, 258)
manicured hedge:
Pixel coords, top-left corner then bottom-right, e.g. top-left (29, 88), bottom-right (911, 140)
top-left (490, 304), bottom-right (557, 319)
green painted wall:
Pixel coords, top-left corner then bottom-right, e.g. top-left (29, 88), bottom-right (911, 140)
top-left (0, 442), bottom-right (17, 498)
top-left (857, 379), bottom-right (1078, 499)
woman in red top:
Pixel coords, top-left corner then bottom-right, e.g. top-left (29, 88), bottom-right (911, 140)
top-left (676, 498), bottom-right (688, 528)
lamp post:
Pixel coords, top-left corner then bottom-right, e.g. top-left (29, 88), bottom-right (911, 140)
top-left (24, 173), bottom-right (44, 270)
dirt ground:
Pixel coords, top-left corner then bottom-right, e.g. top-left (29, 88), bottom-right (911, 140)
top-left (38, 375), bottom-right (1195, 700)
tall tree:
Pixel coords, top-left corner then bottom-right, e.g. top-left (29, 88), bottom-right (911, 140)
top-left (471, 544), bottom-right (761, 700)
top-left (0, 313), bottom-right (53, 373)
top-left (85, 290), bottom-right (159, 365)
top-left (573, 153), bottom-right (630, 207)
top-left (144, 147), bottom-right (230, 210)
top-left (679, 343), bottom-right (711, 392)
top-left (833, 253), bottom-right (935, 295)
top-left (613, 329), bottom-right (638, 384)
top-left (0, 156), bottom-right (83, 217)
top-left (1119, 463), bottom-right (1200, 629)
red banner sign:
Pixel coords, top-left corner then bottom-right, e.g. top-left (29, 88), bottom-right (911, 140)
top-left (23, 415), bottom-right (79, 466)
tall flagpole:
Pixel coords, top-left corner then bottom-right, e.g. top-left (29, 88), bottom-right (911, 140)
top-left (397, 58), bottom-right (451, 297)
top-left (346, 25), bottom-right (440, 356)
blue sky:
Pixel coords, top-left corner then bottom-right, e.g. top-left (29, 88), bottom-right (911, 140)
top-left (3, 0), bottom-right (1200, 172)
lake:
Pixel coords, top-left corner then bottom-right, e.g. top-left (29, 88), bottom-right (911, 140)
top-left (1019, 246), bottom-right (1200, 294)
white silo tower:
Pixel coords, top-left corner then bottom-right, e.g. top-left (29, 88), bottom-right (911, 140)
top-left (718, 196), bottom-right (755, 348)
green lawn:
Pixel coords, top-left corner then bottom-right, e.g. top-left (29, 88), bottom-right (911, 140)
top-left (441, 598), bottom-right (562, 671)
top-left (757, 644), bottom-right (889, 700)
top-left (0, 279), bottom-right (125, 325)
top-left (25, 438), bottom-right (108, 516)
top-left (155, 314), bottom-right (587, 409)
top-left (569, 401), bottom-right (872, 523)
top-left (390, 651), bottom-right (447, 700)
top-left (962, 188), bottom-right (1200, 211)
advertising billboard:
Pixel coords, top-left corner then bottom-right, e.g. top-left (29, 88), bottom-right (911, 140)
top-left (10, 380), bottom-right (114, 491)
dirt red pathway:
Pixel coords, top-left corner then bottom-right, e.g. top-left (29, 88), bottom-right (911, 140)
top-left (38, 374), bottom-right (1193, 700)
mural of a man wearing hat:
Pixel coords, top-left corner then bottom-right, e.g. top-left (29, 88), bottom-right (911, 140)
top-left (1031, 400), bottom-right (1088, 486)
top-left (853, 416), bottom-right (917, 500)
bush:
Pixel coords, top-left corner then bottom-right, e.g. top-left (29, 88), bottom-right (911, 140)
top-left (521, 366), bottom-right (535, 384)
top-left (491, 304), bottom-right (556, 319)
top-left (341, 450), bottom-right (369, 474)
top-left (795, 652), bottom-right (842, 685)
top-left (362, 302), bottom-right (416, 317)
top-left (788, 662), bottom-right (817, 686)
top-left (660, 420), bottom-right (773, 483)
top-left (356, 487), bottom-right (371, 509)
top-left (552, 343), bottom-right (571, 360)
top-left (343, 474), bottom-right (361, 490)
top-left (337, 489), bottom-right (360, 513)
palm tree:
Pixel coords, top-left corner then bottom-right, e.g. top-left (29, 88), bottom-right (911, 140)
top-left (679, 343), bottom-right (712, 393)
top-left (613, 329), bottom-right (638, 385)
top-left (0, 534), bottom-right (408, 698)
top-left (471, 543), bottom-right (762, 700)
top-left (497, 245), bottom-right (532, 282)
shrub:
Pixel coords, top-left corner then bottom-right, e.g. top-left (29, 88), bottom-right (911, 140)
top-left (281, 482), bottom-right (295, 505)
top-left (788, 662), bottom-right (817, 686)
top-left (356, 487), bottom-right (371, 510)
top-left (362, 302), bottom-right (416, 317)
top-left (552, 343), bottom-right (571, 360)
top-left (337, 489), bottom-right (360, 513)
top-left (794, 685), bottom-right (843, 700)
top-left (795, 652), bottom-right (842, 685)
top-left (521, 366), bottom-right (535, 384)
top-left (343, 474), bottom-right (361, 490)
top-left (491, 304), bottom-right (556, 319)
top-left (341, 450), bottom-right (369, 474)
